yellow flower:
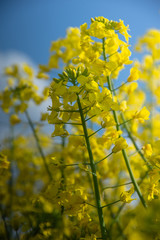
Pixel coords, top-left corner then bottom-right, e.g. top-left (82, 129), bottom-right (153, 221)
top-left (148, 183), bottom-right (159, 201)
top-left (48, 54), bottom-right (59, 69)
top-left (10, 114), bottom-right (21, 125)
top-left (5, 65), bottom-right (18, 77)
top-left (0, 153), bottom-right (10, 170)
top-left (37, 72), bottom-right (49, 80)
top-left (89, 21), bottom-right (108, 39)
top-left (120, 187), bottom-right (136, 203)
top-left (112, 137), bottom-right (128, 153)
top-left (101, 113), bottom-right (115, 128)
top-left (133, 107), bottom-right (150, 122)
top-left (23, 63), bottom-right (34, 80)
top-left (142, 144), bottom-right (153, 157)
top-left (120, 100), bottom-right (127, 112)
top-left (127, 67), bottom-right (140, 82)
top-left (51, 125), bottom-right (69, 137)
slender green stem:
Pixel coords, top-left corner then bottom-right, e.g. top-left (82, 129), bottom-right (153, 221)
top-left (77, 95), bottom-right (107, 239)
top-left (102, 37), bottom-right (147, 208)
top-left (85, 202), bottom-right (97, 208)
top-left (120, 113), bottom-right (152, 170)
top-left (16, 230), bottom-right (20, 240)
top-left (110, 171), bottom-right (148, 232)
top-left (121, 149), bottom-right (147, 208)
top-left (96, 152), bottom-right (112, 165)
top-left (102, 38), bottom-right (107, 61)
top-left (64, 162), bottom-right (90, 167)
top-left (60, 132), bottom-right (66, 215)
top-left (8, 123), bottom-right (14, 239)
top-left (2, 215), bottom-right (10, 240)
top-left (25, 110), bottom-right (52, 180)
top-left (103, 181), bottom-right (132, 190)
top-left (85, 114), bottom-right (97, 122)
top-left (101, 200), bottom-right (121, 209)
top-left (54, 109), bottom-right (80, 112)
top-left (109, 76), bottom-right (147, 208)
top-left (118, 118), bottom-right (133, 127)
top-left (54, 122), bottom-right (82, 125)
top-left (111, 81), bottom-right (128, 92)
top-left (88, 127), bottom-right (103, 138)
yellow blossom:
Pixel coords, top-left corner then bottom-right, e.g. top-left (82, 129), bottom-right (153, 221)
top-left (10, 114), bottom-right (21, 125)
top-left (37, 72), bottom-right (49, 79)
top-left (120, 187), bottom-right (136, 203)
top-left (112, 137), bottom-right (128, 153)
top-left (51, 125), bottom-right (69, 137)
top-left (148, 183), bottom-right (159, 201)
top-left (89, 21), bottom-right (108, 39)
top-left (0, 153), bottom-right (10, 170)
top-left (133, 107), bottom-right (150, 122)
top-left (127, 67), bottom-right (140, 82)
top-left (23, 63), bottom-right (34, 79)
top-left (142, 144), bottom-right (153, 157)
top-left (120, 100), bottom-right (127, 112)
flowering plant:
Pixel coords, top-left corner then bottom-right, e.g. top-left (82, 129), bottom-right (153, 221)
top-left (0, 17), bottom-right (160, 240)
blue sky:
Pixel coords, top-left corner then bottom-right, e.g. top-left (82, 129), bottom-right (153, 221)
top-left (0, 0), bottom-right (160, 65)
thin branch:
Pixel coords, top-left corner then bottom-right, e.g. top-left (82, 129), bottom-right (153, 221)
top-left (102, 37), bottom-right (147, 209)
top-left (25, 110), bottom-right (52, 180)
top-left (16, 230), bottom-right (20, 240)
top-left (95, 152), bottom-right (112, 165)
top-left (53, 109), bottom-right (80, 113)
top-left (85, 114), bottom-right (97, 122)
top-left (101, 200), bottom-right (121, 209)
top-left (103, 181), bottom-right (133, 190)
top-left (111, 81), bottom-right (128, 92)
top-left (54, 122), bottom-right (82, 125)
top-left (2, 215), bottom-right (10, 240)
top-left (120, 113), bottom-right (152, 170)
top-left (64, 163), bottom-right (90, 167)
top-left (88, 127), bottom-right (103, 138)
top-left (84, 202), bottom-right (97, 208)
top-left (118, 118), bottom-right (133, 127)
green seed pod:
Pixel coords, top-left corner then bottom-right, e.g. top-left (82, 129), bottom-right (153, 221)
top-left (58, 73), bottom-right (64, 79)
top-left (73, 69), bottom-right (77, 79)
top-left (82, 68), bottom-right (89, 76)
top-left (77, 67), bottom-right (81, 77)
top-left (91, 18), bottom-right (95, 23)
top-left (53, 78), bottom-right (60, 83)
top-left (62, 71), bottom-right (68, 78)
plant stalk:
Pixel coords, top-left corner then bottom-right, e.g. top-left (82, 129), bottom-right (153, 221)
top-left (77, 95), bottom-right (107, 239)
top-left (25, 110), bottom-right (52, 180)
top-left (102, 37), bottom-right (147, 208)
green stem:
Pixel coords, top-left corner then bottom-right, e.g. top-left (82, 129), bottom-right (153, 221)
top-left (109, 76), bottom-right (146, 208)
top-left (102, 200), bottom-right (120, 209)
top-left (111, 81), bottom-right (128, 91)
top-left (25, 110), bottom-right (52, 180)
top-left (102, 37), bottom-right (147, 208)
top-left (85, 114), bottom-right (97, 122)
top-left (120, 113), bottom-right (152, 170)
top-left (77, 95), bottom-right (107, 239)
top-left (121, 148), bottom-right (147, 208)
top-left (16, 230), bottom-right (20, 240)
top-left (88, 127), bottom-right (103, 138)
top-left (118, 118), bottom-right (133, 127)
top-left (64, 163), bottom-right (90, 167)
top-left (96, 152), bottom-right (112, 165)
top-left (2, 215), bottom-right (10, 240)
top-left (103, 181), bottom-right (132, 190)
